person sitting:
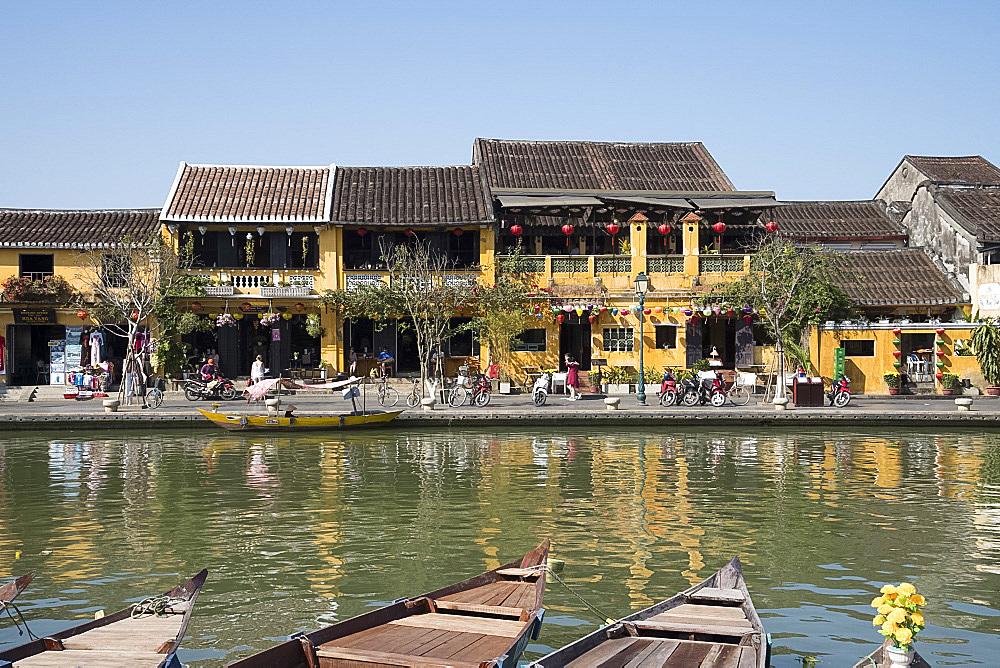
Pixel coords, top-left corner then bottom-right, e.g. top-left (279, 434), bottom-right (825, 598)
top-left (377, 347), bottom-right (394, 377)
top-left (283, 403), bottom-right (297, 418)
top-left (200, 358), bottom-right (217, 381)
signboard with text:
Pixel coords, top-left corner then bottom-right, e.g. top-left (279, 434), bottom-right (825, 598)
top-left (13, 308), bottom-right (56, 324)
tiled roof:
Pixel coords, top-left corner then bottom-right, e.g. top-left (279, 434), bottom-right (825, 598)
top-left (473, 138), bottom-right (736, 192)
top-left (773, 201), bottom-right (904, 239)
top-left (934, 186), bottom-right (1000, 241)
top-left (331, 166), bottom-right (493, 225)
top-left (834, 249), bottom-right (963, 306)
top-left (162, 163), bottom-right (333, 222)
top-left (0, 208), bottom-right (160, 249)
top-left (906, 155), bottom-right (1000, 185)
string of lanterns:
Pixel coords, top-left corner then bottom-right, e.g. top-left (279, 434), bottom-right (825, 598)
top-left (533, 302), bottom-right (761, 325)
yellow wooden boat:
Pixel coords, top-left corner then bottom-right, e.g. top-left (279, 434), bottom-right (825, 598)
top-left (198, 408), bottom-right (402, 431)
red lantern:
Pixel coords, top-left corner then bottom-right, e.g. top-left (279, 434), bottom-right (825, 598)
top-left (606, 222), bottom-right (620, 236)
top-left (713, 221), bottom-right (727, 234)
top-left (130, 311), bottom-right (139, 320)
top-left (691, 314), bottom-right (700, 325)
top-left (936, 350), bottom-right (944, 357)
top-left (191, 302), bottom-right (202, 312)
top-left (510, 224), bottom-right (523, 236)
top-left (643, 308), bottom-right (651, 315)
top-left (657, 223), bottom-right (672, 247)
top-left (936, 372), bottom-right (943, 380)
top-left (588, 315), bottom-right (596, 324)
top-left (936, 327), bottom-right (945, 334)
top-left (556, 314), bottom-right (565, 324)
top-left (295, 302), bottom-right (305, 312)
top-left (404, 228), bottom-right (415, 237)
top-left (453, 228), bottom-right (464, 237)
top-left (561, 223), bottom-right (574, 247)
top-left (356, 227), bottom-right (367, 236)
top-left (893, 350), bottom-right (902, 357)
top-left (77, 309), bottom-right (88, 320)
top-left (765, 221), bottom-right (778, 233)
top-left (743, 314), bottom-right (752, 325)
top-left (892, 327), bottom-right (902, 335)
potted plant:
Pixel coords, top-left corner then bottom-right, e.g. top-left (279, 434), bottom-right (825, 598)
top-left (870, 582), bottom-right (927, 667)
top-left (972, 318), bottom-right (1000, 395)
top-left (884, 372), bottom-right (901, 395)
top-left (940, 373), bottom-right (961, 395)
top-left (643, 366), bottom-right (664, 398)
top-left (603, 366), bottom-right (633, 394)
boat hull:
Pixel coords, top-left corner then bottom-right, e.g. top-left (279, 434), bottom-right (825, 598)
top-left (853, 641), bottom-right (933, 668)
top-left (198, 409), bottom-right (402, 431)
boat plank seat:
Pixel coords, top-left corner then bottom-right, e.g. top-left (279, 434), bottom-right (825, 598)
top-left (563, 637), bottom-right (756, 668)
top-left (432, 600), bottom-right (526, 619)
top-left (437, 582), bottom-right (534, 609)
top-left (629, 620), bottom-right (756, 638)
top-left (687, 588), bottom-right (745, 604)
top-left (495, 567), bottom-right (541, 579)
top-left (648, 604), bottom-right (752, 629)
top-left (315, 645), bottom-right (482, 667)
top-left (390, 613), bottom-right (526, 638)
top-left (12, 648), bottom-right (172, 667)
top-left (58, 614), bottom-right (186, 652)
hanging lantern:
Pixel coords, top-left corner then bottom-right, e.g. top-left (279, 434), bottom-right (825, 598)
top-left (726, 309), bottom-right (734, 316)
top-left (191, 302), bottom-right (202, 312)
top-left (765, 221), bottom-right (779, 233)
top-left (606, 221), bottom-right (620, 236)
top-left (510, 224), bottom-right (523, 237)
top-left (357, 227), bottom-right (367, 236)
top-left (712, 306), bottom-right (721, 314)
top-left (533, 305), bottom-right (540, 313)
top-left (130, 311), bottom-right (139, 320)
top-left (893, 350), bottom-right (902, 357)
top-left (404, 228), bottom-right (415, 237)
top-left (599, 306), bottom-right (607, 312)
top-left (208, 313), bottom-right (219, 319)
top-left (654, 306), bottom-right (663, 314)
top-left (575, 307), bottom-right (584, 317)
top-left (588, 315), bottom-right (597, 324)
top-left (743, 314), bottom-right (752, 325)
top-left (713, 221), bottom-right (727, 234)
top-left (657, 223), bottom-right (672, 247)
top-left (936, 327), bottom-right (946, 334)
top-left (936, 350), bottom-right (945, 357)
top-left (563, 304), bottom-right (573, 312)
top-left (612, 308), bottom-right (619, 316)
top-left (683, 308), bottom-right (693, 316)
top-left (691, 314), bottom-right (700, 325)
top-left (256, 226), bottom-right (266, 237)
top-left (936, 371), bottom-right (943, 379)
top-left (702, 308), bottom-right (712, 316)
top-left (77, 309), bottom-right (88, 320)
top-left (743, 306), bottom-right (753, 313)
top-left (282, 312), bottom-right (293, 320)
top-left (556, 314), bottom-right (565, 324)
top-left (562, 223), bottom-right (574, 248)
top-left (892, 327), bottom-right (902, 335)
top-left (453, 228), bottom-right (464, 237)
top-left (295, 302), bottom-right (305, 312)
top-left (643, 308), bottom-right (651, 315)
top-left (233, 312), bottom-right (243, 320)
top-left (633, 306), bottom-right (642, 316)
top-left (535, 312), bottom-right (543, 319)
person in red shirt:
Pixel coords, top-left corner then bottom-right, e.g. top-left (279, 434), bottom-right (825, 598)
top-left (564, 354), bottom-right (580, 401)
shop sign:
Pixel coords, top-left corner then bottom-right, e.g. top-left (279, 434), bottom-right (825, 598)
top-left (978, 282), bottom-right (1000, 312)
top-left (13, 308), bottom-right (56, 324)
top-left (239, 304), bottom-right (269, 313)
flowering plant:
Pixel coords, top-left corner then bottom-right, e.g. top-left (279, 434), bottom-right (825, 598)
top-left (1, 275), bottom-right (75, 303)
top-left (216, 313), bottom-right (236, 327)
top-left (871, 583), bottom-right (927, 651)
top-left (259, 311), bottom-right (280, 326)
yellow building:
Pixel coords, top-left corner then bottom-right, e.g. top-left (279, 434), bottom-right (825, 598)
top-left (0, 208), bottom-right (160, 386)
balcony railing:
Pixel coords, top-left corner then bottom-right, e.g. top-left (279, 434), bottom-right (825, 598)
top-left (260, 285), bottom-right (311, 297)
top-left (647, 255), bottom-right (684, 273)
top-left (204, 285), bottom-right (235, 296)
top-left (345, 272), bottom-right (386, 291)
top-left (699, 254), bottom-right (748, 274)
top-left (19, 271), bottom-right (54, 282)
top-left (594, 255), bottom-right (631, 274)
top-left (550, 257), bottom-right (589, 274)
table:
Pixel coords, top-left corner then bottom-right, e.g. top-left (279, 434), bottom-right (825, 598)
top-left (521, 366), bottom-right (541, 392)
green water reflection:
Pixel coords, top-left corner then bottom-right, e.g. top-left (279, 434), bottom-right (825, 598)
top-left (1, 428), bottom-right (998, 666)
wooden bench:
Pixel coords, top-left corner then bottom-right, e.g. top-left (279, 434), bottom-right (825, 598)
top-left (315, 646), bottom-right (482, 667)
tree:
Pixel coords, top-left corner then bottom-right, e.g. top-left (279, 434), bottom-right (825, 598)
top-left (702, 234), bottom-right (854, 401)
top-left (76, 234), bottom-right (192, 399)
top-left (468, 246), bottom-right (535, 382)
top-left (971, 315), bottom-right (1000, 388)
top-left (322, 238), bottom-right (475, 395)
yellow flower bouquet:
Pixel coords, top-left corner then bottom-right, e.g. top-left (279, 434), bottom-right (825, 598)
top-left (870, 583), bottom-right (927, 652)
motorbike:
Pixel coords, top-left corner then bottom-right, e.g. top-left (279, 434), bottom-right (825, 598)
top-left (184, 375), bottom-right (238, 401)
top-left (826, 375), bottom-right (851, 407)
top-left (681, 371), bottom-right (727, 407)
top-left (658, 369), bottom-right (679, 407)
top-left (532, 371), bottom-right (552, 407)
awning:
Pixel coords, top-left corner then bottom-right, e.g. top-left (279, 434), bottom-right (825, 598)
top-left (692, 197), bottom-right (779, 210)
top-left (496, 195), bottom-right (604, 208)
top-left (603, 196), bottom-right (694, 209)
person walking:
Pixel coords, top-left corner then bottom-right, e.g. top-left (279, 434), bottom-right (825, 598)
top-left (250, 355), bottom-right (265, 386)
top-left (564, 354), bottom-right (580, 401)
top-left (348, 347), bottom-right (358, 376)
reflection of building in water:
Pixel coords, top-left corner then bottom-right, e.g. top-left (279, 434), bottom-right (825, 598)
top-left (245, 443), bottom-right (277, 498)
top-left (933, 436), bottom-right (984, 499)
top-left (853, 437), bottom-right (902, 492)
top-left (45, 442), bottom-right (104, 581)
top-left (308, 444), bottom-right (345, 600)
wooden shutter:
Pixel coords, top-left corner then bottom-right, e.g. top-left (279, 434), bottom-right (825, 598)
top-left (735, 319), bottom-right (755, 368)
top-left (685, 321), bottom-right (702, 368)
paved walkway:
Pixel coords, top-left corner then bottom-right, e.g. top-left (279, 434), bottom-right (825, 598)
top-left (0, 388), bottom-right (997, 429)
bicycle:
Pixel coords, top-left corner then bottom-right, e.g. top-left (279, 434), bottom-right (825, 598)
top-left (447, 372), bottom-right (490, 407)
top-left (725, 379), bottom-right (751, 406)
top-left (405, 379), bottom-right (420, 408)
top-left (373, 374), bottom-right (399, 407)
top-left (144, 375), bottom-right (164, 410)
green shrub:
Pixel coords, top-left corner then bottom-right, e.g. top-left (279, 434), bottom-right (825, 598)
top-left (884, 372), bottom-right (901, 389)
top-left (940, 373), bottom-right (961, 390)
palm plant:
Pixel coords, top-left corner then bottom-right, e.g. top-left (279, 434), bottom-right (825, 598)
top-left (972, 317), bottom-right (1000, 389)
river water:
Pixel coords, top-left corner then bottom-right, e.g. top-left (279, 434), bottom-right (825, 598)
top-left (0, 427), bottom-right (998, 666)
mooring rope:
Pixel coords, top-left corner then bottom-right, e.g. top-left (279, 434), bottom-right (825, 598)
top-left (519, 563), bottom-right (617, 626)
top-left (130, 594), bottom-right (185, 618)
top-left (1, 600), bottom-right (38, 639)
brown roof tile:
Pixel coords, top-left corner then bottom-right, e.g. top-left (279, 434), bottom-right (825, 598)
top-left (834, 249), bottom-right (962, 306)
top-left (331, 166), bottom-right (492, 225)
top-left (773, 201), bottom-right (904, 239)
top-left (473, 138), bottom-right (735, 192)
top-left (162, 163), bottom-right (333, 222)
top-left (0, 208), bottom-right (160, 248)
top-left (906, 155), bottom-right (1000, 185)
top-left (934, 186), bottom-right (1000, 241)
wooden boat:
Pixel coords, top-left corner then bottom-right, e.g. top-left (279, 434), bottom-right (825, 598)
top-left (226, 540), bottom-right (549, 668)
top-left (0, 572), bottom-right (35, 607)
top-left (853, 640), bottom-right (933, 668)
top-left (199, 408), bottom-right (402, 431)
top-left (0, 569), bottom-right (207, 668)
top-left (531, 557), bottom-right (768, 668)
top-left (199, 376), bottom-right (403, 432)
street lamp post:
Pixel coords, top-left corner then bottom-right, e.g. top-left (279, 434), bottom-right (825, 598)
top-left (634, 272), bottom-right (650, 405)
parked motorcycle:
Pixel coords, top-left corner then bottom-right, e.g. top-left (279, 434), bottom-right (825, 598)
top-left (532, 371), bottom-right (552, 407)
top-left (681, 371), bottom-right (726, 407)
top-left (658, 369), bottom-right (679, 407)
top-left (826, 375), bottom-right (851, 407)
top-left (184, 376), bottom-right (238, 401)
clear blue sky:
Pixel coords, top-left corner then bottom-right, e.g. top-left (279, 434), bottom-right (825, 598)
top-left (3, 1), bottom-right (998, 209)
